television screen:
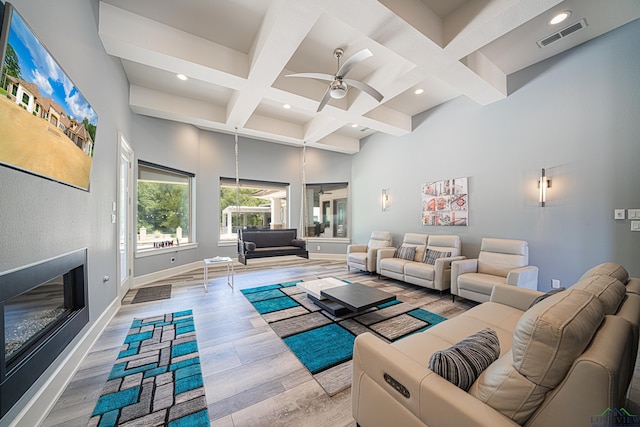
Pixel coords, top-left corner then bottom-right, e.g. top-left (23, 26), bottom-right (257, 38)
top-left (0, 2), bottom-right (98, 191)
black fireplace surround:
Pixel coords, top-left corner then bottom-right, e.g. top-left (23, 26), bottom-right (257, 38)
top-left (0, 249), bottom-right (88, 418)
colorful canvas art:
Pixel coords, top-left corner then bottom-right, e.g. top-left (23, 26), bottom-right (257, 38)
top-left (421, 177), bottom-right (468, 226)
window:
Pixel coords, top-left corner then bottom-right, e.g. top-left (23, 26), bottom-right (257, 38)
top-left (137, 161), bottom-right (195, 251)
top-left (304, 183), bottom-right (348, 238)
top-left (219, 178), bottom-right (289, 242)
top-left (21, 92), bottom-right (29, 105)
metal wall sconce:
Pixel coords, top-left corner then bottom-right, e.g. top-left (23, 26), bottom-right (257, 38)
top-left (538, 168), bottom-right (551, 207)
top-left (382, 188), bottom-right (390, 211)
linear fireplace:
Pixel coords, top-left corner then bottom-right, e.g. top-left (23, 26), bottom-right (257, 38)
top-left (0, 249), bottom-right (88, 418)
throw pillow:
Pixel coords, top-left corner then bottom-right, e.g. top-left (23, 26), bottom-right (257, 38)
top-left (429, 328), bottom-right (500, 391)
top-left (394, 245), bottom-right (416, 260)
top-left (423, 249), bottom-right (451, 265)
top-left (527, 288), bottom-right (565, 309)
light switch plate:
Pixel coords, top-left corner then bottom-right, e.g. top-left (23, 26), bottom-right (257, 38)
top-left (614, 209), bottom-right (626, 220)
top-left (632, 221), bottom-right (640, 232)
top-left (629, 209), bottom-right (640, 219)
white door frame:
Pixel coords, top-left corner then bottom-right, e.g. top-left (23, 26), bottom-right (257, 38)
top-left (117, 131), bottom-right (134, 299)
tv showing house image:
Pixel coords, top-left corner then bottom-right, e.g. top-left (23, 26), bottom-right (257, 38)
top-left (0, 3), bottom-right (97, 191)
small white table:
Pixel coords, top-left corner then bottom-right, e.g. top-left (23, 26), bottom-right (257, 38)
top-left (203, 256), bottom-right (234, 292)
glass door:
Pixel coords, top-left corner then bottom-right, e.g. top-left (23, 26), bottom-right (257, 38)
top-left (118, 133), bottom-right (134, 299)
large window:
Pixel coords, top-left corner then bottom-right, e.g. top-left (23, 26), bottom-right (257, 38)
top-left (137, 161), bottom-right (194, 251)
top-left (304, 183), bottom-right (348, 238)
top-left (220, 178), bottom-right (289, 242)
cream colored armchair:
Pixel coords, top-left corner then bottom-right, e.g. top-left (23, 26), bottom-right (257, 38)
top-left (451, 238), bottom-right (538, 302)
top-left (347, 230), bottom-right (392, 273)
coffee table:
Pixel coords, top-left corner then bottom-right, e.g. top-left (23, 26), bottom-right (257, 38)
top-left (298, 278), bottom-right (396, 316)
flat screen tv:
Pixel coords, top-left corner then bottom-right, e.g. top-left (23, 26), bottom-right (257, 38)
top-left (0, 2), bottom-right (98, 191)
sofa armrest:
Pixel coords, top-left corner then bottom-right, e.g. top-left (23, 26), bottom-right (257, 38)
top-left (367, 247), bottom-right (385, 272)
top-left (347, 244), bottom-right (368, 255)
top-left (352, 332), bottom-right (518, 427)
top-left (291, 239), bottom-right (306, 248)
top-left (376, 247), bottom-right (396, 273)
top-left (506, 265), bottom-right (539, 290)
top-left (490, 284), bottom-right (543, 311)
top-left (433, 255), bottom-right (466, 291)
top-left (451, 258), bottom-right (479, 296)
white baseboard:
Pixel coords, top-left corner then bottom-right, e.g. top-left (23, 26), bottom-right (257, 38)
top-left (8, 297), bottom-right (120, 427)
top-left (133, 260), bottom-right (204, 288)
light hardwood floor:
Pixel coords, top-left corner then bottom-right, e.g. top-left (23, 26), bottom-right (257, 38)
top-left (41, 257), bottom-right (640, 426)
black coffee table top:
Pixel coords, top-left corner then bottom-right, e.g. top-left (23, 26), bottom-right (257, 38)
top-left (320, 282), bottom-right (396, 313)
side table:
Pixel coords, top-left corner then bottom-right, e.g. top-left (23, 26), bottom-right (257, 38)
top-left (203, 256), bottom-right (234, 292)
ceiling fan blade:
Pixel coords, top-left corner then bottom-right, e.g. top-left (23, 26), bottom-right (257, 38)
top-left (336, 48), bottom-right (373, 78)
top-left (286, 72), bottom-right (334, 82)
top-left (344, 78), bottom-right (384, 102)
top-left (317, 85), bottom-right (332, 112)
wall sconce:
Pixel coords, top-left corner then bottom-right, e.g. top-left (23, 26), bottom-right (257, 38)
top-left (538, 168), bottom-right (551, 207)
top-left (382, 188), bottom-right (390, 211)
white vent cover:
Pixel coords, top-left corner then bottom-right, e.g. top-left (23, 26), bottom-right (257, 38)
top-left (537, 19), bottom-right (587, 48)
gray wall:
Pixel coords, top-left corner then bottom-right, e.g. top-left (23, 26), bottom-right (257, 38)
top-left (131, 114), bottom-right (352, 276)
top-left (0, 0), bottom-right (132, 423)
top-left (352, 19), bottom-right (640, 290)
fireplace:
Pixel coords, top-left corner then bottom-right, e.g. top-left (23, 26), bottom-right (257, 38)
top-left (0, 249), bottom-right (88, 418)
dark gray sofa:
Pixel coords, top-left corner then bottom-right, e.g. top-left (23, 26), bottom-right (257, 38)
top-left (237, 228), bottom-right (308, 265)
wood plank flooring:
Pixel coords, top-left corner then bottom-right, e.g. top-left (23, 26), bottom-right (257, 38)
top-left (40, 257), bottom-right (640, 426)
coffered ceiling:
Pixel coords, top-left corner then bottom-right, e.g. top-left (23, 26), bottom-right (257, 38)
top-left (98, 0), bottom-right (640, 154)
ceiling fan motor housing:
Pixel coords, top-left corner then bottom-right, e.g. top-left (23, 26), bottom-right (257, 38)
top-left (330, 79), bottom-right (348, 99)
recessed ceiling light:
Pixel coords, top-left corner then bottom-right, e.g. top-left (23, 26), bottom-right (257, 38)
top-left (351, 123), bottom-right (358, 128)
top-left (176, 74), bottom-right (188, 81)
top-left (414, 88), bottom-right (424, 95)
top-left (283, 104), bottom-right (291, 109)
top-left (549, 11), bottom-right (571, 25)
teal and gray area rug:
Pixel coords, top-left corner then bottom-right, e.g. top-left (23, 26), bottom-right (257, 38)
top-left (88, 310), bottom-right (209, 427)
top-left (241, 280), bottom-right (446, 396)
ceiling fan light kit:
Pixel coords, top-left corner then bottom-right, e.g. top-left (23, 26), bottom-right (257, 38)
top-left (286, 47), bottom-right (383, 111)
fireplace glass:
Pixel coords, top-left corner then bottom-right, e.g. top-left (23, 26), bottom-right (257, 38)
top-left (4, 274), bottom-right (72, 365)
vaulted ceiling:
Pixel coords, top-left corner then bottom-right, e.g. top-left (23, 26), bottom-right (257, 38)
top-left (98, 0), bottom-right (640, 154)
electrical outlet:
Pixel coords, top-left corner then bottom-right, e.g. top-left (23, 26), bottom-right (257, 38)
top-left (551, 279), bottom-right (560, 289)
top-left (316, 245), bottom-right (321, 251)
top-left (614, 209), bottom-right (625, 220)
top-left (632, 221), bottom-right (640, 232)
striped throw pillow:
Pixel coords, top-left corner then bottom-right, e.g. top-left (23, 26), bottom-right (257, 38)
top-left (423, 249), bottom-right (451, 265)
top-left (394, 245), bottom-right (416, 260)
top-left (428, 328), bottom-right (500, 391)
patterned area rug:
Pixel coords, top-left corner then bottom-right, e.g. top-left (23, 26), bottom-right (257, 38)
top-left (88, 310), bottom-right (209, 427)
top-left (241, 281), bottom-right (446, 396)
top-left (131, 284), bottom-right (172, 304)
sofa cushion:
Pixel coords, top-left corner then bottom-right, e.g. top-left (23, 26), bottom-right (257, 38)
top-left (404, 262), bottom-right (435, 281)
top-left (571, 275), bottom-right (626, 315)
top-left (423, 249), bottom-right (451, 265)
top-left (469, 289), bottom-right (604, 424)
top-left (579, 262), bottom-right (629, 284)
top-left (379, 258), bottom-right (408, 275)
top-left (457, 273), bottom-right (506, 295)
top-left (395, 245), bottom-right (416, 260)
top-left (428, 328), bottom-right (500, 391)
top-left (512, 289), bottom-right (604, 388)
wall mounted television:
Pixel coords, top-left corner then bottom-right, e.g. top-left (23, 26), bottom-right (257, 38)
top-left (0, 2), bottom-right (98, 191)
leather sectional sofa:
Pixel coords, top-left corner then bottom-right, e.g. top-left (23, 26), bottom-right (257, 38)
top-left (377, 234), bottom-right (463, 292)
top-left (352, 262), bottom-right (640, 427)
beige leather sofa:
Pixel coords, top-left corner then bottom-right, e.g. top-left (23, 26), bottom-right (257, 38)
top-left (377, 234), bottom-right (463, 292)
top-left (352, 263), bottom-right (640, 427)
top-left (451, 238), bottom-right (538, 302)
top-left (347, 230), bottom-right (393, 273)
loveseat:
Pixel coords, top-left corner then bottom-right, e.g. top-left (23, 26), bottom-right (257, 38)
top-left (237, 228), bottom-right (308, 265)
top-left (377, 234), bottom-right (463, 292)
top-left (352, 262), bottom-right (640, 427)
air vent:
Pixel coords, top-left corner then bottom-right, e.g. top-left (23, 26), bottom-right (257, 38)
top-left (359, 127), bottom-right (370, 132)
top-left (537, 19), bottom-right (587, 48)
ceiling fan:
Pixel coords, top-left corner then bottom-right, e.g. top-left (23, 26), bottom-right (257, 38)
top-left (286, 48), bottom-right (384, 112)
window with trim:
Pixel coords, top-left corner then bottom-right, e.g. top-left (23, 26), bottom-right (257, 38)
top-left (219, 178), bottom-right (289, 242)
top-left (137, 161), bottom-right (194, 251)
top-left (304, 183), bottom-right (348, 238)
